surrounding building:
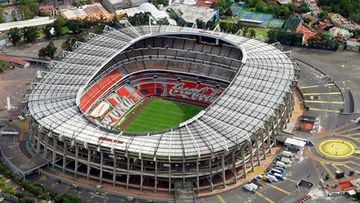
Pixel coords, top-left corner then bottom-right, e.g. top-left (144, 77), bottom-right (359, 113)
top-left (283, 15), bottom-right (303, 33)
top-left (346, 40), bottom-right (360, 52)
top-left (39, 5), bottom-right (59, 16)
top-left (0, 17), bottom-right (55, 32)
top-left (61, 3), bottom-right (112, 21)
top-left (102, 0), bottom-right (148, 12)
top-left (168, 3), bottom-right (218, 25)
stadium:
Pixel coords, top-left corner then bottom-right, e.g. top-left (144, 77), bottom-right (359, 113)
top-left (28, 25), bottom-right (298, 194)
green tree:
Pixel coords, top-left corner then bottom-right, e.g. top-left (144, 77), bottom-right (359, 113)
top-left (255, 1), bottom-right (267, 13)
top-left (53, 17), bottom-right (67, 36)
top-left (196, 19), bottom-right (206, 29)
top-left (249, 29), bottom-right (256, 38)
top-left (318, 11), bottom-right (328, 20)
top-left (8, 28), bottom-right (22, 45)
top-left (215, 0), bottom-right (232, 16)
top-left (242, 26), bottom-right (249, 37)
top-left (54, 193), bottom-right (80, 203)
top-left (279, 5), bottom-right (291, 18)
top-left (39, 42), bottom-right (57, 59)
top-left (0, 60), bottom-right (10, 73)
top-left (43, 24), bottom-right (54, 39)
top-left (61, 35), bottom-right (85, 51)
top-left (23, 27), bottom-right (38, 43)
top-left (128, 12), bottom-right (151, 26)
top-left (296, 3), bottom-right (310, 13)
top-left (267, 29), bottom-right (278, 43)
top-left (19, 0), bottom-right (39, 19)
top-left (0, 6), bottom-right (4, 23)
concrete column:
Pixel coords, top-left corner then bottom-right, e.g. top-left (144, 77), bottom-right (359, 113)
top-left (43, 137), bottom-right (48, 158)
top-left (260, 131), bottom-right (266, 160)
top-left (255, 134), bottom-right (261, 166)
top-left (154, 161), bottom-right (157, 192)
top-left (140, 159), bottom-right (143, 191)
top-left (241, 147), bottom-right (246, 178)
top-left (209, 159), bottom-right (213, 191)
top-left (266, 122), bottom-right (271, 154)
top-left (52, 138), bottom-right (57, 168)
top-left (36, 133), bottom-right (41, 153)
top-left (168, 162), bottom-right (171, 193)
top-left (196, 158), bottom-right (200, 192)
top-left (126, 157), bottom-right (130, 190)
top-left (74, 144), bottom-right (79, 178)
top-left (100, 151), bottom-right (103, 184)
top-left (62, 141), bottom-right (67, 173)
top-left (221, 154), bottom-right (226, 187)
top-left (87, 149), bottom-right (91, 180)
top-left (248, 141), bottom-right (254, 172)
top-left (232, 151), bottom-right (237, 183)
top-left (112, 153), bottom-right (117, 187)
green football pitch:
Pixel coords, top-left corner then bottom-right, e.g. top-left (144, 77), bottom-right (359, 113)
top-left (124, 98), bottom-right (205, 133)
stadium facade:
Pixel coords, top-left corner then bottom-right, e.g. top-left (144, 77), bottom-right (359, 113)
top-left (28, 25), bottom-right (298, 193)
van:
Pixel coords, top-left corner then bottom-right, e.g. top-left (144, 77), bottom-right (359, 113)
top-left (274, 167), bottom-right (285, 173)
top-left (243, 183), bottom-right (258, 193)
top-left (273, 173), bottom-right (284, 181)
top-left (275, 161), bottom-right (286, 168)
top-left (267, 174), bottom-right (278, 182)
top-left (281, 157), bottom-right (292, 164)
top-left (282, 151), bottom-right (294, 158)
top-left (262, 175), bottom-right (273, 183)
top-left (270, 168), bottom-right (284, 175)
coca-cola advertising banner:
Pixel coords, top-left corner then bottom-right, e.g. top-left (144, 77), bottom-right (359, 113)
top-left (137, 80), bottom-right (224, 104)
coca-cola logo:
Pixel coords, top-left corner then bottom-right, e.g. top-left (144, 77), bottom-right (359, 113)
top-left (169, 83), bottom-right (222, 103)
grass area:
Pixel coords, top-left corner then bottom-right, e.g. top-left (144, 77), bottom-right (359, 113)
top-left (252, 27), bottom-right (270, 41)
top-left (125, 98), bottom-right (204, 133)
top-left (61, 26), bottom-right (71, 35)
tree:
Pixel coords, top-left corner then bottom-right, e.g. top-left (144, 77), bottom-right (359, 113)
top-left (61, 36), bottom-right (85, 51)
top-left (249, 29), bottom-right (256, 38)
top-left (23, 27), bottom-right (38, 43)
top-left (128, 12), bottom-right (151, 26)
top-left (196, 19), bottom-right (206, 29)
top-left (279, 5), bottom-right (291, 18)
top-left (318, 11), bottom-right (328, 20)
top-left (53, 17), bottom-right (67, 36)
top-left (0, 60), bottom-right (10, 73)
top-left (215, 0), bottom-right (232, 16)
top-left (242, 26), bottom-right (249, 37)
top-left (267, 29), bottom-right (278, 43)
top-left (19, 0), bottom-right (39, 19)
top-left (0, 6), bottom-right (4, 23)
top-left (296, 3), bottom-right (310, 13)
top-left (8, 28), bottom-right (22, 45)
top-left (38, 42), bottom-right (57, 59)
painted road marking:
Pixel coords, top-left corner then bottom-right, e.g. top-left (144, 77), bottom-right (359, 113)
top-left (320, 162), bottom-right (335, 179)
top-left (299, 83), bottom-right (335, 89)
top-left (303, 92), bottom-right (341, 96)
top-left (285, 177), bottom-right (298, 184)
top-left (332, 164), bottom-right (341, 171)
top-left (350, 161), bottom-right (360, 168)
top-left (256, 191), bottom-right (274, 203)
top-left (309, 108), bottom-right (340, 113)
top-left (217, 194), bottom-right (226, 203)
top-left (304, 100), bottom-right (344, 104)
top-left (263, 182), bottom-right (291, 195)
top-left (342, 164), bottom-right (356, 171)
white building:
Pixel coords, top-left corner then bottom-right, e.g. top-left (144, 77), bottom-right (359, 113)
top-left (102, 0), bottom-right (148, 12)
top-left (168, 3), bottom-right (217, 25)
